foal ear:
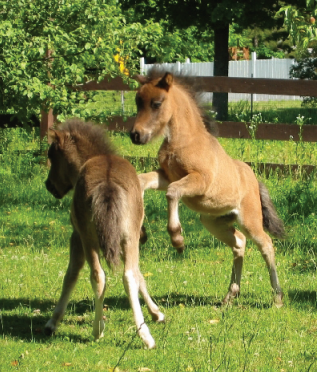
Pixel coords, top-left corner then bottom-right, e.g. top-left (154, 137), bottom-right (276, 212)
top-left (133, 74), bottom-right (149, 85)
top-left (156, 72), bottom-right (173, 91)
top-left (48, 129), bottom-right (67, 146)
top-left (48, 129), bottom-right (60, 143)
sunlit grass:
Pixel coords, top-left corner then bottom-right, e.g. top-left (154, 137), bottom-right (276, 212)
top-left (0, 119), bottom-right (316, 372)
top-left (0, 172), bottom-right (316, 371)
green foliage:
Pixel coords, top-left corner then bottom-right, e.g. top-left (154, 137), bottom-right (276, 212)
top-left (290, 50), bottom-right (317, 107)
top-left (251, 44), bottom-right (286, 59)
top-left (276, 1), bottom-right (317, 50)
top-left (142, 24), bottom-right (215, 63)
top-left (0, 0), bottom-right (163, 123)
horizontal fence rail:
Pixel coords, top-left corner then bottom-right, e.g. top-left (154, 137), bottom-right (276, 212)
top-left (72, 75), bottom-right (317, 97)
top-left (125, 156), bottom-right (316, 178)
top-left (3, 151), bottom-right (316, 176)
top-left (190, 76), bottom-right (317, 96)
top-left (141, 56), bottom-right (312, 101)
top-left (106, 116), bottom-right (317, 142)
top-left (40, 74), bottom-right (317, 179)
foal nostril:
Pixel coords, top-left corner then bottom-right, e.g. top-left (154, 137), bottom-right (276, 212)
top-left (130, 130), bottom-right (141, 144)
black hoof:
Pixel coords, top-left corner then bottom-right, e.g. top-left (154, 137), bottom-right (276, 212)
top-left (44, 326), bottom-right (54, 336)
top-left (175, 246), bottom-right (185, 254)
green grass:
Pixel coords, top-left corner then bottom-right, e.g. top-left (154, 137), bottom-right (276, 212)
top-left (60, 90), bottom-right (317, 125)
top-left (108, 131), bottom-right (317, 166)
top-left (227, 100), bottom-right (317, 125)
top-left (0, 127), bottom-right (316, 371)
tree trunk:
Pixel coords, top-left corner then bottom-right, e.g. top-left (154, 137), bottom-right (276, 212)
top-left (213, 25), bottom-right (229, 121)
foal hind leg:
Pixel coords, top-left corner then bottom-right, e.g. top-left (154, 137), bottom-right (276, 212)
top-left (122, 238), bottom-right (156, 349)
top-left (45, 231), bottom-right (85, 335)
top-left (200, 215), bottom-right (246, 304)
top-left (238, 204), bottom-right (283, 307)
top-left (84, 244), bottom-right (106, 340)
top-left (138, 271), bottom-right (165, 323)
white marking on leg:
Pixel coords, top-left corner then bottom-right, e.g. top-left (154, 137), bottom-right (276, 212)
top-left (124, 269), bottom-right (155, 348)
top-left (138, 273), bottom-right (165, 322)
top-left (230, 209), bottom-right (239, 215)
top-left (91, 268), bottom-right (106, 340)
top-left (235, 235), bottom-right (244, 249)
top-left (169, 200), bottom-right (180, 230)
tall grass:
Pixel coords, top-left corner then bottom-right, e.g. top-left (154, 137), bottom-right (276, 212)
top-left (56, 90), bottom-right (316, 125)
top-left (0, 125), bottom-right (316, 372)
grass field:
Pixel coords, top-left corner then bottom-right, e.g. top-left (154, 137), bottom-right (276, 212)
top-left (0, 126), bottom-right (316, 371)
top-left (67, 91), bottom-right (317, 126)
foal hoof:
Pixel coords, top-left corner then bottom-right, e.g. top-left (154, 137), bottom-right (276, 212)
top-left (44, 319), bottom-right (57, 336)
top-left (44, 327), bottom-right (54, 336)
top-left (273, 293), bottom-right (284, 308)
top-left (139, 324), bottom-right (156, 349)
top-left (152, 312), bottom-right (165, 323)
top-left (170, 233), bottom-right (184, 252)
top-left (175, 245), bottom-right (185, 254)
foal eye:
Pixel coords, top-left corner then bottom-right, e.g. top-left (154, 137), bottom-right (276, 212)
top-left (152, 101), bottom-right (162, 109)
top-left (135, 96), bottom-right (143, 110)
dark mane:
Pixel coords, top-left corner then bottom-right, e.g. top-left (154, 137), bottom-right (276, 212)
top-left (58, 118), bottom-right (117, 157)
top-left (144, 66), bottom-right (219, 137)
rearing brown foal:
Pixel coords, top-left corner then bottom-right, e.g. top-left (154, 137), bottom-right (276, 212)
top-left (45, 119), bottom-right (164, 348)
top-left (130, 70), bottom-right (285, 307)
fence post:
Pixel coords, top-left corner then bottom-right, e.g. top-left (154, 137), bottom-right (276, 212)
top-left (176, 61), bottom-right (181, 73)
top-left (40, 49), bottom-right (57, 144)
top-left (40, 108), bottom-right (55, 142)
top-left (251, 51), bottom-right (257, 118)
top-left (140, 57), bottom-right (145, 75)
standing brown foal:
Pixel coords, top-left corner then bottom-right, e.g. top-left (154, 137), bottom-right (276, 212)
top-left (130, 70), bottom-right (285, 307)
top-left (45, 119), bottom-right (164, 348)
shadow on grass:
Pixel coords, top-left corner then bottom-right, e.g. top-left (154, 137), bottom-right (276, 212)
top-left (1, 290), bottom-right (315, 342)
top-left (153, 292), bottom-right (275, 310)
top-left (288, 290), bottom-right (317, 308)
top-left (0, 314), bottom-right (50, 342)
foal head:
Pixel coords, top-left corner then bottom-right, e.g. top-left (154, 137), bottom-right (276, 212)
top-left (45, 119), bottom-right (115, 199)
top-left (130, 72), bottom-right (175, 145)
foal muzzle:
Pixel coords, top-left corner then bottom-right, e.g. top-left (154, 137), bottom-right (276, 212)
top-left (130, 130), bottom-right (150, 145)
top-left (45, 179), bottom-right (62, 199)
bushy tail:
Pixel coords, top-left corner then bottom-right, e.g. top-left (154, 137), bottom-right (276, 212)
top-left (259, 182), bottom-right (285, 239)
top-left (91, 182), bottom-right (122, 268)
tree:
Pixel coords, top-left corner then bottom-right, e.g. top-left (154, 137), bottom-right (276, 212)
top-left (122, 0), bottom-right (306, 120)
top-left (281, 0), bottom-right (317, 107)
top-left (140, 24), bottom-right (215, 63)
top-left (277, 0), bottom-right (317, 51)
top-left (0, 0), bottom-right (162, 124)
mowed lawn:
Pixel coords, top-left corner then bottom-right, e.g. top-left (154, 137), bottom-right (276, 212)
top-left (0, 127), bottom-right (316, 372)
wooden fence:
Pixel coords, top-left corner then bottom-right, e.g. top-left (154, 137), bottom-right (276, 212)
top-left (40, 76), bottom-right (317, 141)
top-left (40, 76), bottom-right (317, 174)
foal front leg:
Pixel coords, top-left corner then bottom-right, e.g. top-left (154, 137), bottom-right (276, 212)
top-left (138, 169), bottom-right (169, 196)
top-left (45, 231), bottom-right (85, 335)
top-left (138, 169), bottom-right (169, 244)
top-left (166, 172), bottom-right (206, 252)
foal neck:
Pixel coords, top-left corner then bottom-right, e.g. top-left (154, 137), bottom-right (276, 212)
top-left (166, 85), bottom-right (206, 145)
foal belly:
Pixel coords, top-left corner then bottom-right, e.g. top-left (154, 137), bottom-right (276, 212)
top-left (182, 195), bottom-right (238, 216)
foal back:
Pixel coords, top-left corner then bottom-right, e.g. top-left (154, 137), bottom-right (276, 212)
top-left (72, 154), bottom-right (143, 267)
